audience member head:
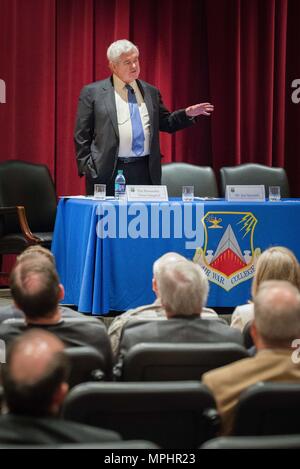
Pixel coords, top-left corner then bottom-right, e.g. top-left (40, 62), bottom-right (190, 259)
top-left (251, 246), bottom-right (300, 298)
top-left (9, 257), bottom-right (63, 321)
top-left (156, 260), bottom-right (209, 317)
top-left (152, 252), bottom-right (187, 297)
top-left (1, 330), bottom-right (70, 417)
top-left (252, 280), bottom-right (300, 349)
top-left (16, 245), bottom-right (55, 266)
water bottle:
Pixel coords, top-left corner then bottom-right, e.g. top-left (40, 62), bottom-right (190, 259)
top-left (114, 170), bottom-right (126, 200)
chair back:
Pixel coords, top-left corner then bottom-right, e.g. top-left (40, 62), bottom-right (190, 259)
top-left (242, 321), bottom-right (254, 349)
top-left (62, 381), bottom-right (218, 448)
top-left (0, 160), bottom-right (57, 235)
top-left (201, 434), bottom-right (300, 449)
top-left (233, 382), bottom-right (300, 436)
top-left (161, 163), bottom-right (219, 197)
top-left (219, 163), bottom-right (290, 197)
top-left (122, 343), bottom-right (248, 381)
top-left (0, 440), bottom-right (160, 449)
top-left (64, 347), bottom-right (109, 387)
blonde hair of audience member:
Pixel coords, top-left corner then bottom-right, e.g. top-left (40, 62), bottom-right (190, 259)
top-left (251, 246), bottom-right (300, 298)
top-left (2, 330), bottom-right (69, 416)
top-left (156, 260), bottom-right (209, 317)
top-left (251, 280), bottom-right (300, 349)
top-left (152, 252), bottom-right (186, 297)
top-left (16, 245), bottom-right (55, 265)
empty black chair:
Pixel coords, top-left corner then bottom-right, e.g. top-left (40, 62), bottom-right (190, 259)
top-left (201, 434), bottom-right (300, 449)
top-left (233, 382), bottom-right (300, 436)
top-left (121, 343), bottom-right (249, 381)
top-left (220, 163), bottom-right (290, 197)
top-left (161, 163), bottom-right (219, 197)
top-left (0, 160), bottom-right (57, 270)
top-left (62, 381), bottom-right (219, 448)
top-left (64, 347), bottom-right (109, 387)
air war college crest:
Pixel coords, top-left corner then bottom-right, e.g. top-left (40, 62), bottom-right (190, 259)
top-left (194, 212), bottom-right (261, 291)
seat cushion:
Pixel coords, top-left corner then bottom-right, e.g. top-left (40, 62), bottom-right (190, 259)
top-left (0, 232), bottom-right (53, 254)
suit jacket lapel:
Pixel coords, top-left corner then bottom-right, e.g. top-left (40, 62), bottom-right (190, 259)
top-left (102, 78), bottom-right (119, 138)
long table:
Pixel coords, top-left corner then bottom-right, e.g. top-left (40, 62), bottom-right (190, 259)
top-left (52, 197), bottom-right (300, 315)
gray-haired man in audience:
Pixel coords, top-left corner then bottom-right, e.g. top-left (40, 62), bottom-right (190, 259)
top-left (114, 259), bottom-right (242, 377)
top-left (108, 252), bottom-right (219, 356)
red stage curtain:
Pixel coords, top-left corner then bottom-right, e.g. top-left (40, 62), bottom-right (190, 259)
top-left (0, 0), bottom-right (300, 197)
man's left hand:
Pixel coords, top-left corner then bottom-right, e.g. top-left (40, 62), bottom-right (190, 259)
top-left (185, 102), bottom-right (214, 117)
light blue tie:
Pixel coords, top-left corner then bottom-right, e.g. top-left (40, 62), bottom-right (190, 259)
top-left (126, 84), bottom-right (145, 156)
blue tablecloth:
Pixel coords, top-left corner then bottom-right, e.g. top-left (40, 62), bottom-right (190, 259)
top-left (52, 198), bottom-right (300, 315)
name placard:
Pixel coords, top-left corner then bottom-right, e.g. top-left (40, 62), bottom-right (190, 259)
top-left (126, 185), bottom-right (168, 202)
top-left (226, 185), bottom-right (266, 202)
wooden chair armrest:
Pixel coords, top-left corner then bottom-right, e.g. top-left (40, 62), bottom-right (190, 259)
top-left (0, 205), bottom-right (40, 243)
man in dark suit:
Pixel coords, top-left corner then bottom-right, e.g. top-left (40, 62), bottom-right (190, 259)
top-left (114, 260), bottom-right (243, 377)
top-left (0, 256), bottom-right (112, 367)
top-left (74, 39), bottom-right (214, 195)
top-left (0, 329), bottom-right (120, 445)
top-left (0, 245), bottom-right (88, 323)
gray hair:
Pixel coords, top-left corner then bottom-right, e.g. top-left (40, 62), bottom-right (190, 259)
top-left (107, 39), bottom-right (139, 63)
top-left (153, 252), bottom-right (186, 279)
top-left (254, 280), bottom-right (300, 346)
top-left (156, 260), bottom-right (209, 317)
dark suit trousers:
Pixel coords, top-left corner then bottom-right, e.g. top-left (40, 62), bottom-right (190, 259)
top-left (86, 157), bottom-right (152, 196)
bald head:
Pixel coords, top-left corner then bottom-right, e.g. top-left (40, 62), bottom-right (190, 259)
top-left (9, 330), bottom-right (64, 385)
top-left (10, 257), bottom-right (61, 319)
top-left (254, 280), bottom-right (300, 347)
top-left (2, 330), bottom-right (69, 416)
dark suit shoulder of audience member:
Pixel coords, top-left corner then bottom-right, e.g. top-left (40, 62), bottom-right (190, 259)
top-left (121, 316), bottom-right (243, 348)
top-left (114, 316), bottom-right (243, 378)
top-left (0, 414), bottom-right (120, 445)
top-left (0, 319), bottom-right (112, 367)
top-left (0, 304), bottom-right (88, 324)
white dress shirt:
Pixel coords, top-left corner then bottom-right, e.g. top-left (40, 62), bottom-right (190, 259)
top-left (113, 74), bottom-right (150, 158)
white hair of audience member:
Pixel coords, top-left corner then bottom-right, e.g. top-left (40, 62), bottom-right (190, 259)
top-left (156, 260), bottom-right (209, 317)
top-left (107, 39), bottom-right (139, 63)
top-left (153, 252), bottom-right (186, 279)
top-left (254, 280), bottom-right (300, 346)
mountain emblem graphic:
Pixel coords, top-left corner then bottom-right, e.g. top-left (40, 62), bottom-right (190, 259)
top-left (209, 224), bottom-right (247, 276)
top-left (193, 211), bottom-right (261, 291)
